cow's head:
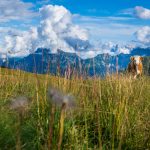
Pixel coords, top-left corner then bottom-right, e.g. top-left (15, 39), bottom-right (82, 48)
top-left (130, 56), bottom-right (143, 78)
top-left (130, 56), bottom-right (143, 66)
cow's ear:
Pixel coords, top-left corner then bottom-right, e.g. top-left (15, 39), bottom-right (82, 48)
top-left (140, 56), bottom-right (144, 61)
top-left (130, 56), bottom-right (134, 61)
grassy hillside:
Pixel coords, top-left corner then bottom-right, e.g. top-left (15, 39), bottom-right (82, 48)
top-left (0, 68), bottom-right (150, 150)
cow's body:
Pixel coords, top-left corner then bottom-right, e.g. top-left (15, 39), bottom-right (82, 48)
top-left (128, 56), bottom-right (143, 78)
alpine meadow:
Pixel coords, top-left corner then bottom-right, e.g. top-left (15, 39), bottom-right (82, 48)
top-left (0, 67), bottom-right (150, 149)
top-left (0, 0), bottom-right (150, 150)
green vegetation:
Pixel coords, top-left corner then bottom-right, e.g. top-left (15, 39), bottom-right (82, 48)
top-left (0, 68), bottom-right (150, 150)
top-left (143, 56), bottom-right (150, 75)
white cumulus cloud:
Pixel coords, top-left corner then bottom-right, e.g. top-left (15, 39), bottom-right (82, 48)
top-left (0, 0), bottom-right (37, 22)
top-left (3, 5), bottom-right (88, 57)
top-left (134, 6), bottom-right (150, 19)
top-left (1, 5), bottom-right (137, 59)
top-left (135, 26), bottom-right (150, 45)
top-left (77, 41), bottom-right (132, 59)
top-left (99, 42), bottom-right (131, 55)
top-left (123, 6), bottom-right (150, 20)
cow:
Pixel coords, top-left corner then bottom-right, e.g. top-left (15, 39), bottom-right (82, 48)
top-left (127, 56), bottom-right (143, 79)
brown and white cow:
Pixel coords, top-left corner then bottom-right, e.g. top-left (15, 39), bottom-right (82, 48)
top-left (127, 56), bottom-right (143, 79)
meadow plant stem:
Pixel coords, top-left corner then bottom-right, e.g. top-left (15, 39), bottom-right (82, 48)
top-left (48, 105), bottom-right (55, 150)
top-left (0, 67), bottom-right (1, 81)
top-left (118, 126), bottom-right (124, 150)
top-left (35, 74), bottom-right (40, 119)
top-left (58, 103), bottom-right (66, 150)
top-left (16, 113), bottom-right (22, 150)
top-left (96, 106), bottom-right (103, 150)
top-left (84, 102), bottom-right (89, 149)
top-left (97, 80), bottom-right (103, 150)
top-left (111, 115), bottom-right (115, 150)
top-left (36, 78), bottom-right (40, 121)
top-left (35, 74), bottom-right (44, 145)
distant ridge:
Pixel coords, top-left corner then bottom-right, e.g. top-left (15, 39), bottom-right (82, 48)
top-left (0, 47), bottom-right (150, 76)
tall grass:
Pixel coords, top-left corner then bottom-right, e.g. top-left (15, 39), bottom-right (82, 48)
top-left (0, 68), bottom-right (150, 150)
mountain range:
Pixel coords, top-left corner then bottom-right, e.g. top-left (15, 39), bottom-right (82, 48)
top-left (0, 47), bottom-right (150, 76)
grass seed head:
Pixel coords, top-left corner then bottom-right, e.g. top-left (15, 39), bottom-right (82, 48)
top-left (9, 96), bottom-right (30, 113)
top-left (47, 87), bottom-right (64, 106)
top-left (47, 87), bottom-right (76, 109)
top-left (63, 94), bottom-right (76, 109)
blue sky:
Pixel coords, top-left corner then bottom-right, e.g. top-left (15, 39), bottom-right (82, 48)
top-left (23, 0), bottom-right (150, 16)
top-left (3, 0), bottom-right (150, 41)
top-left (26, 0), bottom-right (150, 16)
top-left (0, 0), bottom-right (150, 58)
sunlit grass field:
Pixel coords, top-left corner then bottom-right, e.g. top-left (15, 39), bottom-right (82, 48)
top-left (0, 68), bottom-right (150, 150)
